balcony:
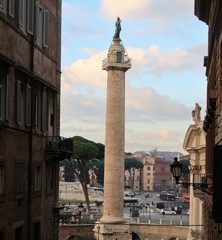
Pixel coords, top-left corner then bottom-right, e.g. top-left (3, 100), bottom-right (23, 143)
top-left (45, 136), bottom-right (73, 161)
top-left (102, 56), bottom-right (131, 66)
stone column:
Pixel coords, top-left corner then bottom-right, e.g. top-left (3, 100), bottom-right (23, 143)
top-left (96, 38), bottom-right (131, 240)
top-left (100, 38), bottom-right (131, 224)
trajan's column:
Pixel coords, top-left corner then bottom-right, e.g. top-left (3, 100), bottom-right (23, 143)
top-left (94, 18), bottom-right (132, 240)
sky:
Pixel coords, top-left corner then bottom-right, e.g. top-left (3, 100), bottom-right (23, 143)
top-left (60, 0), bottom-right (208, 155)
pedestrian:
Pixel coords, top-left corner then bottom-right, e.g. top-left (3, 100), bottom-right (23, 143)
top-left (162, 211), bottom-right (165, 218)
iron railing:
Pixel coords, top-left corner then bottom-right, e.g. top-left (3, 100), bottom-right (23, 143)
top-left (102, 56), bottom-right (131, 65)
top-left (45, 136), bottom-right (73, 153)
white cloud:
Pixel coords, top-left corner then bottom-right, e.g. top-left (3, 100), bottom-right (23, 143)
top-left (126, 86), bottom-right (190, 121)
top-left (62, 51), bottom-right (107, 91)
top-left (127, 44), bottom-right (206, 77)
top-left (125, 124), bottom-right (188, 153)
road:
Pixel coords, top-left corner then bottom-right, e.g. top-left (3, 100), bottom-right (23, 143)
top-left (123, 192), bottom-right (189, 225)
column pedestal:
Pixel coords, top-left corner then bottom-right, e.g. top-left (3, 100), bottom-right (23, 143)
top-left (94, 222), bottom-right (132, 240)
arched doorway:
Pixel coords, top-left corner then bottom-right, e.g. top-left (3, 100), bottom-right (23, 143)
top-left (132, 232), bottom-right (141, 240)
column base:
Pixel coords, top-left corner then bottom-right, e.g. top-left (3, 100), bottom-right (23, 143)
top-left (94, 222), bottom-right (132, 240)
top-left (100, 215), bottom-right (125, 224)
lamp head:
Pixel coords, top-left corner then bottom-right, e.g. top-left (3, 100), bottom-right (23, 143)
top-left (170, 157), bottom-right (183, 184)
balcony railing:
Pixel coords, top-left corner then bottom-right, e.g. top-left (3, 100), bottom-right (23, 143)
top-left (102, 56), bottom-right (131, 65)
top-left (45, 136), bottom-right (73, 153)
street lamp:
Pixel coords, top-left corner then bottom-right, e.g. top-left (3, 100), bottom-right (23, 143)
top-left (78, 202), bottom-right (84, 224)
top-left (97, 225), bottom-right (100, 240)
top-left (170, 157), bottom-right (213, 195)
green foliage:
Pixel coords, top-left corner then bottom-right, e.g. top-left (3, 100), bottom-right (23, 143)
top-left (180, 159), bottom-right (190, 175)
top-left (124, 158), bottom-right (143, 170)
top-left (73, 136), bottom-right (99, 162)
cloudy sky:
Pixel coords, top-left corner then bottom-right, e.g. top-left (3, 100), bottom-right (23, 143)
top-left (60, 0), bottom-right (208, 154)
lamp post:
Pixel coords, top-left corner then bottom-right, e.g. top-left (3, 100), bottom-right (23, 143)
top-left (170, 157), bottom-right (182, 184)
top-left (78, 202), bottom-right (84, 224)
top-left (97, 225), bottom-right (100, 240)
top-left (170, 157), bottom-right (213, 195)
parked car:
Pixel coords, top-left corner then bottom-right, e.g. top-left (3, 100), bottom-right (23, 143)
top-left (161, 209), bottom-right (176, 215)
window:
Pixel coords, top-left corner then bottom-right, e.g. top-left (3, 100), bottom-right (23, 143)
top-left (147, 179), bottom-right (150, 183)
top-left (36, 4), bottom-right (43, 45)
top-left (15, 226), bottom-right (23, 240)
top-left (17, 81), bottom-right (25, 125)
top-left (18, 0), bottom-right (34, 33)
top-left (42, 92), bottom-right (47, 131)
top-left (26, 86), bottom-right (31, 126)
top-left (16, 163), bottom-right (24, 194)
top-left (0, 74), bottom-right (8, 120)
top-left (0, 0), bottom-right (7, 14)
top-left (27, 0), bottom-right (34, 34)
top-left (33, 221), bottom-right (41, 240)
top-left (35, 165), bottom-right (41, 191)
top-left (147, 173), bottom-right (150, 176)
top-left (117, 52), bottom-right (122, 63)
top-left (19, 0), bottom-right (26, 31)
top-left (48, 93), bottom-right (54, 135)
top-left (35, 90), bottom-right (42, 130)
top-left (147, 166), bottom-right (150, 171)
top-left (43, 10), bottom-right (49, 47)
top-left (46, 164), bottom-right (53, 195)
top-left (8, 0), bottom-right (14, 16)
top-left (0, 163), bottom-right (4, 196)
top-left (17, 81), bottom-right (31, 126)
top-left (36, 1), bottom-right (49, 46)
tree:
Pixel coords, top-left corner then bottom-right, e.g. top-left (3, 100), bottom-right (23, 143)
top-left (63, 136), bottom-right (104, 212)
top-left (124, 158), bottom-right (143, 191)
top-left (180, 159), bottom-right (190, 182)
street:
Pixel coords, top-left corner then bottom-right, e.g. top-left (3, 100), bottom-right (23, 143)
top-left (123, 192), bottom-right (189, 225)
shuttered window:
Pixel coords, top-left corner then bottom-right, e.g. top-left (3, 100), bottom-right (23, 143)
top-left (17, 80), bottom-right (25, 125)
top-left (36, 4), bottom-right (43, 45)
top-left (9, 0), bottom-right (14, 17)
top-left (35, 165), bottom-right (41, 191)
top-left (0, 0), bottom-right (7, 14)
top-left (35, 91), bottom-right (42, 130)
top-left (0, 74), bottom-right (7, 120)
top-left (16, 163), bottom-right (25, 193)
top-left (36, 2), bottom-right (49, 48)
top-left (19, 0), bottom-right (26, 31)
top-left (26, 85), bottom-right (31, 126)
top-left (43, 10), bottom-right (49, 47)
top-left (27, 0), bottom-right (34, 34)
top-left (42, 92), bottom-right (47, 132)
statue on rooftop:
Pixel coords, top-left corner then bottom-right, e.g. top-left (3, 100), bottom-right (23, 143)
top-left (192, 103), bottom-right (201, 123)
top-left (113, 17), bottom-right (121, 39)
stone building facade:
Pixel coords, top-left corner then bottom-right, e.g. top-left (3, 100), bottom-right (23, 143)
top-left (154, 157), bottom-right (172, 191)
top-left (183, 106), bottom-right (205, 240)
top-left (0, 1), bottom-right (72, 239)
top-left (195, 0), bottom-right (222, 239)
top-left (124, 154), bottom-right (173, 192)
top-left (140, 155), bottom-right (155, 191)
